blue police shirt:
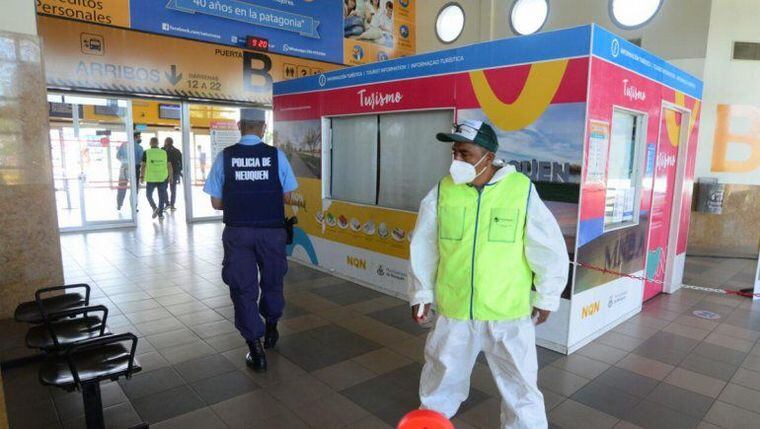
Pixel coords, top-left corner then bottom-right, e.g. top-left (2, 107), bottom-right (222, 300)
top-left (202, 135), bottom-right (298, 199)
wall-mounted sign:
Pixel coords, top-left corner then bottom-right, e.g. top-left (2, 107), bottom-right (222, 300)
top-left (36, 0), bottom-right (415, 65)
top-left (37, 0), bottom-right (343, 63)
top-left (37, 16), bottom-right (341, 104)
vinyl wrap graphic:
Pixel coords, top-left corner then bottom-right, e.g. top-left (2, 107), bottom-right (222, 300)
top-left (274, 25), bottom-right (702, 352)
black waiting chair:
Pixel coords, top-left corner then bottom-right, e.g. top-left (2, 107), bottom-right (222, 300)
top-left (26, 305), bottom-right (110, 352)
top-left (39, 333), bottom-right (144, 429)
top-left (14, 284), bottom-right (91, 324)
top-left (12, 284), bottom-right (148, 428)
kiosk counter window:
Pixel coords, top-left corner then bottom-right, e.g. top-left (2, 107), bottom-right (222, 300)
top-left (328, 110), bottom-right (453, 212)
top-left (604, 108), bottom-right (647, 230)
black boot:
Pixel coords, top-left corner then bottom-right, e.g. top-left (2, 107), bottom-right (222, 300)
top-left (264, 322), bottom-right (279, 349)
top-left (245, 339), bottom-right (267, 372)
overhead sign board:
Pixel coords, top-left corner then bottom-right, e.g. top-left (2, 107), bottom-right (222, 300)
top-left (37, 16), bottom-right (341, 104)
top-left (37, 0), bottom-right (344, 63)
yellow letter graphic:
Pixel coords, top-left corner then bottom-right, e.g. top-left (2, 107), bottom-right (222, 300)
top-left (711, 104), bottom-right (760, 173)
top-left (665, 92), bottom-right (701, 147)
top-left (468, 59), bottom-right (569, 131)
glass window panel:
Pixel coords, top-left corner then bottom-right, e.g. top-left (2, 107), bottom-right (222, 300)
top-left (330, 115), bottom-right (378, 205)
top-left (605, 109), bottom-right (643, 229)
top-left (378, 110), bottom-right (453, 211)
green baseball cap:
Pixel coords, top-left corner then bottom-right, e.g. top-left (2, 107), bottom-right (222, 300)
top-left (436, 120), bottom-right (499, 153)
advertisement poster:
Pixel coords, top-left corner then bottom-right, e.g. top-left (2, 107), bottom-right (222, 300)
top-left (37, 0), bottom-right (344, 63)
top-left (37, 16), bottom-right (340, 104)
top-left (586, 120), bottom-right (609, 183)
top-left (210, 120), bottom-right (241, 161)
top-left (36, 0), bottom-right (415, 66)
top-left (343, 0), bottom-right (415, 64)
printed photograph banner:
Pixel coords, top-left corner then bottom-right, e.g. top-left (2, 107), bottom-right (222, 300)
top-left (36, 0), bottom-right (415, 66)
top-left (37, 0), bottom-right (344, 63)
top-left (343, 0), bottom-right (415, 65)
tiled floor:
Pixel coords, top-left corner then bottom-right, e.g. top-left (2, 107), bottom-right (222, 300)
top-left (684, 256), bottom-right (757, 291)
top-left (2, 219), bottom-right (760, 428)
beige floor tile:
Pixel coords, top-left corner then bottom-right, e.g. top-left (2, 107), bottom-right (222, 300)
top-left (311, 360), bottom-right (377, 390)
top-left (612, 322), bottom-right (661, 340)
top-left (352, 324), bottom-right (414, 347)
top-left (702, 294), bottom-right (744, 308)
top-left (151, 407), bottom-right (226, 429)
top-left (352, 348), bottom-right (413, 375)
top-left (730, 367), bottom-right (760, 391)
top-left (718, 383), bottom-right (760, 413)
top-left (352, 414), bottom-right (393, 428)
top-left (576, 343), bottom-right (628, 365)
top-left (662, 323), bottom-right (711, 341)
top-left (632, 314), bottom-right (673, 330)
top-left (713, 323), bottom-right (760, 342)
top-left (614, 421), bottom-right (643, 429)
top-left (345, 296), bottom-right (404, 314)
top-left (254, 410), bottom-right (310, 429)
top-left (614, 354), bottom-right (675, 380)
top-left (665, 367), bottom-right (726, 398)
top-left (641, 306), bottom-right (682, 322)
top-left (704, 332), bottom-right (754, 352)
top-left (267, 373), bottom-right (334, 409)
top-left (470, 363), bottom-right (500, 397)
top-left (386, 335), bottom-right (427, 363)
top-left (292, 393), bottom-right (369, 428)
top-left (696, 421), bottom-right (721, 429)
top-left (542, 389), bottom-right (566, 411)
top-left (552, 354), bottom-right (611, 379)
top-left (538, 366), bottom-right (591, 397)
top-left (278, 314), bottom-right (329, 336)
top-left (459, 397), bottom-right (501, 429)
top-left (704, 401), bottom-right (760, 429)
top-left (742, 353), bottom-right (760, 372)
top-left (548, 399), bottom-right (619, 429)
top-left (317, 307), bottom-right (361, 323)
top-left (595, 332), bottom-right (646, 352)
top-left (211, 390), bottom-right (290, 428)
top-left (450, 417), bottom-right (479, 428)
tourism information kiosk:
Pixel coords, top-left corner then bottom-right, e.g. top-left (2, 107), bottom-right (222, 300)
top-left (273, 25), bottom-right (702, 353)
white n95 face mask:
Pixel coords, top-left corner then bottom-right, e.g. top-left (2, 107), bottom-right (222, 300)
top-left (449, 153), bottom-right (488, 185)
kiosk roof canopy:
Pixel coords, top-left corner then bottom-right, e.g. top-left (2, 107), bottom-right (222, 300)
top-left (274, 25), bottom-right (702, 100)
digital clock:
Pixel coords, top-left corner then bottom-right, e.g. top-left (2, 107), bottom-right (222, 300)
top-left (245, 36), bottom-right (270, 52)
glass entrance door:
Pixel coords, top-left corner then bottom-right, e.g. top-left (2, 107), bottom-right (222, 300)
top-left (181, 103), bottom-right (274, 222)
top-left (49, 94), bottom-right (136, 231)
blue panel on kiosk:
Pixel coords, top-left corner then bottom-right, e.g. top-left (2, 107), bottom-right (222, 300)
top-left (130, 0), bottom-right (343, 63)
top-left (591, 25), bottom-right (703, 99)
top-left (274, 25), bottom-right (593, 95)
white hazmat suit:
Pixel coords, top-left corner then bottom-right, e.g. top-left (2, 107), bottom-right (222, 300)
top-left (409, 165), bottom-right (569, 429)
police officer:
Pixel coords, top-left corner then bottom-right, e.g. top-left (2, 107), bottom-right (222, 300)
top-left (203, 109), bottom-right (298, 372)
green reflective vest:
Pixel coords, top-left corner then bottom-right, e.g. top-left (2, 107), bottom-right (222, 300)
top-left (144, 148), bottom-right (168, 183)
top-left (435, 172), bottom-right (533, 321)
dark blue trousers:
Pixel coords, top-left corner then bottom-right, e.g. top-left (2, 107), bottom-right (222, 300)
top-left (222, 226), bottom-right (288, 342)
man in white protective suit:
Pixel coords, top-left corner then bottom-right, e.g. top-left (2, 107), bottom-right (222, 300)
top-left (408, 119), bottom-right (569, 429)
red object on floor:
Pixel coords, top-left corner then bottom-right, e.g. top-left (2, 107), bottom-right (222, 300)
top-left (397, 410), bottom-right (454, 429)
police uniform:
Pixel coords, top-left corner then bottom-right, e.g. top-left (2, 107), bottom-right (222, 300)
top-left (203, 109), bottom-right (297, 371)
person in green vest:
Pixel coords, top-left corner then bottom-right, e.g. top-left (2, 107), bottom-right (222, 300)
top-left (140, 137), bottom-right (173, 220)
top-left (409, 120), bottom-right (568, 429)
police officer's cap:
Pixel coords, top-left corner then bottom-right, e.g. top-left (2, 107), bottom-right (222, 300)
top-left (240, 109), bottom-right (266, 122)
